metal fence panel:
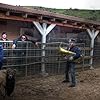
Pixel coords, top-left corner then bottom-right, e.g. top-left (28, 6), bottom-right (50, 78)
top-left (0, 41), bottom-right (89, 77)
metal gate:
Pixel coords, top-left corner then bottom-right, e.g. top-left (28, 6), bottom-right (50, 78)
top-left (1, 41), bottom-right (87, 77)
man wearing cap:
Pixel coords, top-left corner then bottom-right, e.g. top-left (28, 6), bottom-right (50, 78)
top-left (62, 38), bottom-right (81, 87)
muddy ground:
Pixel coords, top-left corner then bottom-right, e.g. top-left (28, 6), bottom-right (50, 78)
top-left (1, 67), bottom-right (100, 100)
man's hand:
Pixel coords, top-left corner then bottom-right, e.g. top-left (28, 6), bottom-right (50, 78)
top-left (12, 44), bottom-right (16, 49)
top-left (35, 42), bottom-right (39, 47)
top-left (69, 56), bottom-right (73, 61)
top-left (64, 56), bottom-right (68, 59)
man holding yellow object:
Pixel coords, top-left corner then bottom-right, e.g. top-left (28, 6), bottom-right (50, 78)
top-left (62, 39), bottom-right (81, 87)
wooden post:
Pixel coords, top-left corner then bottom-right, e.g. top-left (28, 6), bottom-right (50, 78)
top-left (33, 21), bottom-right (56, 75)
top-left (87, 29), bottom-right (99, 69)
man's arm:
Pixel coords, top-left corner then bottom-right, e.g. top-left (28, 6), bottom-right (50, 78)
top-left (26, 35), bottom-right (40, 46)
top-left (73, 47), bottom-right (81, 60)
top-left (12, 37), bottom-right (21, 49)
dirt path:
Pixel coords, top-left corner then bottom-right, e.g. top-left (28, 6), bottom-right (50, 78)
top-left (1, 67), bottom-right (100, 100)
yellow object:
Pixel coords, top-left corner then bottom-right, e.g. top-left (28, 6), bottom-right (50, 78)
top-left (59, 47), bottom-right (76, 55)
top-left (59, 47), bottom-right (83, 63)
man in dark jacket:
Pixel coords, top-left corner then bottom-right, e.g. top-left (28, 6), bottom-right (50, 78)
top-left (0, 45), bottom-right (4, 70)
top-left (12, 34), bottom-right (38, 49)
top-left (62, 39), bottom-right (81, 87)
top-left (12, 34), bottom-right (38, 65)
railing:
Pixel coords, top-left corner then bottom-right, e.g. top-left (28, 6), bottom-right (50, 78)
top-left (0, 41), bottom-right (94, 77)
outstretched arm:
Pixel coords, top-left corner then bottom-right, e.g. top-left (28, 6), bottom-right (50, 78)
top-left (12, 37), bottom-right (21, 49)
top-left (26, 35), bottom-right (40, 46)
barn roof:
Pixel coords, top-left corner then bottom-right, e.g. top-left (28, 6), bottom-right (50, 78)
top-left (0, 3), bottom-right (100, 30)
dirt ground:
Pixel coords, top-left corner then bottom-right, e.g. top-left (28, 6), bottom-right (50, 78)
top-left (1, 67), bottom-right (100, 100)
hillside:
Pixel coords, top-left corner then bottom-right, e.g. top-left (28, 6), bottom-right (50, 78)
top-left (24, 6), bottom-right (100, 21)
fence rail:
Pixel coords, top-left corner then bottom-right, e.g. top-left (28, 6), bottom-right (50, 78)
top-left (0, 41), bottom-right (97, 77)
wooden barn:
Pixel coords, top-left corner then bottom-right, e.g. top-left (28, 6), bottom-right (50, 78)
top-left (0, 3), bottom-right (100, 76)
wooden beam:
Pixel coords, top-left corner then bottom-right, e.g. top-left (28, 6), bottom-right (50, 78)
top-left (62, 20), bottom-right (68, 24)
top-left (50, 18), bottom-right (55, 22)
top-left (73, 22), bottom-right (78, 26)
top-left (23, 13), bottom-right (28, 18)
top-left (96, 26), bottom-right (100, 30)
top-left (6, 11), bottom-right (10, 16)
top-left (81, 24), bottom-right (86, 28)
top-left (38, 16), bottom-right (43, 20)
top-left (0, 13), bottom-right (85, 29)
top-left (87, 29), bottom-right (99, 69)
top-left (33, 21), bottom-right (56, 75)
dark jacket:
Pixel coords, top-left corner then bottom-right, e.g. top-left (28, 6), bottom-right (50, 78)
top-left (13, 35), bottom-right (38, 56)
top-left (0, 38), bottom-right (9, 48)
top-left (70, 46), bottom-right (81, 60)
top-left (0, 45), bottom-right (4, 62)
top-left (13, 36), bottom-right (36, 46)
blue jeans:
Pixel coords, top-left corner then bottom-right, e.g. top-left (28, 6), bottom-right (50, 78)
top-left (65, 61), bottom-right (76, 85)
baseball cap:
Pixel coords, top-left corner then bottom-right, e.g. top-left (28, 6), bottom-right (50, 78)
top-left (69, 38), bottom-right (76, 43)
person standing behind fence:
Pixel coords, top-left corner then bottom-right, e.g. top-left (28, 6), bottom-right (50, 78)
top-left (0, 32), bottom-right (10, 66)
top-left (12, 34), bottom-right (38, 65)
top-left (62, 39), bottom-right (81, 87)
top-left (12, 34), bottom-right (38, 49)
top-left (0, 32), bottom-right (9, 49)
top-left (0, 45), bottom-right (4, 70)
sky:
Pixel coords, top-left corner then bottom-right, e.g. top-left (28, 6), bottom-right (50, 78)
top-left (0, 0), bottom-right (100, 10)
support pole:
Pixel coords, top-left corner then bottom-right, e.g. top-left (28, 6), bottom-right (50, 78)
top-left (87, 29), bottom-right (99, 69)
top-left (33, 21), bottom-right (56, 75)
